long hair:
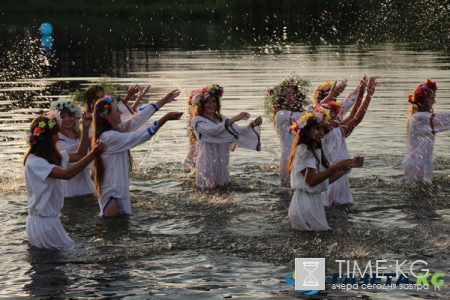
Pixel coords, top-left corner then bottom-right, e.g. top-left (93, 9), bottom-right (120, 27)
top-left (86, 87), bottom-right (105, 113)
top-left (23, 116), bottom-right (61, 166)
top-left (192, 95), bottom-right (222, 120)
top-left (187, 105), bottom-right (198, 144)
top-left (287, 124), bottom-right (329, 174)
top-left (92, 99), bottom-right (133, 195)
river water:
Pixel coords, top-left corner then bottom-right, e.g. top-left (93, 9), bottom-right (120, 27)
top-left (1, 4), bottom-right (450, 300)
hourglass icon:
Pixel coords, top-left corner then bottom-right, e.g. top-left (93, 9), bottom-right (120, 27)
top-left (302, 261), bottom-right (319, 286)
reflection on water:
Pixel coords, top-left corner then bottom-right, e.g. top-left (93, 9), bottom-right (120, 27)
top-left (0, 24), bottom-right (449, 300)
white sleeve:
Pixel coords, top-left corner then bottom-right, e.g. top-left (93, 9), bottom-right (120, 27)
top-left (117, 103), bottom-right (159, 132)
top-left (294, 145), bottom-right (317, 174)
top-left (432, 112), bottom-right (450, 133)
top-left (229, 123), bottom-right (261, 151)
top-left (191, 117), bottom-right (228, 136)
top-left (342, 89), bottom-right (358, 113)
top-left (103, 121), bottom-right (159, 153)
top-left (275, 111), bottom-right (293, 136)
top-left (26, 156), bottom-right (58, 183)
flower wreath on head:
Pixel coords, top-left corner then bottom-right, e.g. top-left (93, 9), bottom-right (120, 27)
top-left (71, 77), bottom-right (118, 107)
top-left (98, 94), bottom-right (115, 118)
top-left (50, 97), bottom-right (82, 125)
top-left (408, 79), bottom-right (437, 104)
top-left (322, 100), bottom-right (343, 116)
top-left (188, 84), bottom-right (224, 106)
top-left (263, 75), bottom-right (312, 122)
top-left (313, 81), bottom-right (335, 104)
top-left (27, 116), bottom-right (57, 145)
top-left (290, 106), bottom-right (331, 134)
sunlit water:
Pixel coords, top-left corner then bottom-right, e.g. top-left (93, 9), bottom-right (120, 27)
top-left (1, 42), bottom-right (450, 299)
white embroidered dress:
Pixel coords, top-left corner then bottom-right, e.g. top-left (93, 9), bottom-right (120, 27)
top-left (289, 145), bottom-right (331, 231)
top-left (96, 103), bottom-right (160, 216)
top-left (97, 121), bottom-right (159, 216)
top-left (321, 126), bottom-right (353, 205)
top-left (403, 112), bottom-right (450, 182)
top-left (57, 132), bottom-right (95, 197)
top-left (191, 115), bottom-right (261, 189)
top-left (275, 110), bottom-right (303, 187)
top-left (25, 151), bottom-right (75, 249)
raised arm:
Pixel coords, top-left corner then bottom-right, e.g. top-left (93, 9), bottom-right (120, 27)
top-left (321, 80), bottom-right (347, 104)
top-left (133, 85), bottom-right (150, 111)
top-left (108, 111), bottom-right (183, 153)
top-left (225, 112), bottom-right (251, 127)
top-left (50, 140), bottom-right (106, 180)
top-left (68, 111), bottom-right (92, 162)
top-left (341, 75), bottom-right (367, 125)
top-left (155, 89), bottom-right (180, 109)
top-left (341, 77), bottom-right (376, 137)
top-left (121, 85), bottom-right (141, 111)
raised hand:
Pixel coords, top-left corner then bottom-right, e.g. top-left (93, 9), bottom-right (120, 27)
top-left (367, 77), bottom-right (377, 95)
top-left (359, 75), bottom-right (368, 91)
top-left (164, 111), bottom-right (184, 121)
top-left (92, 139), bottom-right (107, 154)
top-left (81, 111), bottom-right (92, 128)
top-left (137, 85), bottom-right (151, 100)
top-left (161, 89), bottom-right (181, 105)
top-left (236, 112), bottom-right (251, 121)
top-left (123, 85), bottom-right (141, 104)
top-left (251, 116), bottom-right (263, 127)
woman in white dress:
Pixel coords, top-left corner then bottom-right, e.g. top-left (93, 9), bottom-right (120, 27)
top-left (264, 76), bottom-right (311, 187)
top-left (91, 93), bottom-right (183, 217)
top-left (403, 79), bottom-right (450, 183)
top-left (287, 109), bottom-right (364, 231)
top-left (50, 97), bottom-right (95, 197)
top-left (321, 76), bottom-right (376, 205)
top-left (190, 84), bottom-right (262, 189)
top-left (24, 115), bottom-right (106, 249)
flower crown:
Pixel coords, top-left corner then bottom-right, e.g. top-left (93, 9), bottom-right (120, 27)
top-left (408, 79), bottom-right (437, 104)
top-left (263, 75), bottom-right (311, 122)
top-left (98, 94), bottom-right (115, 118)
top-left (313, 81), bottom-right (335, 103)
top-left (71, 78), bottom-right (118, 107)
top-left (50, 98), bottom-right (82, 124)
top-left (188, 84), bottom-right (224, 106)
top-left (290, 106), bottom-right (331, 134)
top-left (322, 100), bottom-right (343, 115)
top-left (27, 116), bottom-right (57, 145)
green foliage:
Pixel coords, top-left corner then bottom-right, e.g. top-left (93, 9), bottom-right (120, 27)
top-left (263, 75), bottom-right (311, 123)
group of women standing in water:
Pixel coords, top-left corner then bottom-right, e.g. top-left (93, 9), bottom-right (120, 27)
top-left (22, 76), bottom-right (450, 249)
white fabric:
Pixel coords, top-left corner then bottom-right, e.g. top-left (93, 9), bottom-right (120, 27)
top-left (191, 115), bottom-right (261, 189)
top-left (117, 101), bottom-right (136, 123)
top-left (321, 127), bottom-right (353, 205)
top-left (403, 112), bottom-right (450, 182)
top-left (117, 103), bottom-right (158, 132)
top-left (56, 132), bottom-right (95, 197)
top-left (25, 151), bottom-right (75, 249)
top-left (274, 110), bottom-right (304, 187)
top-left (97, 122), bottom-right (158, 216)
top-left (289, 144), bottom-right (331, 231)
